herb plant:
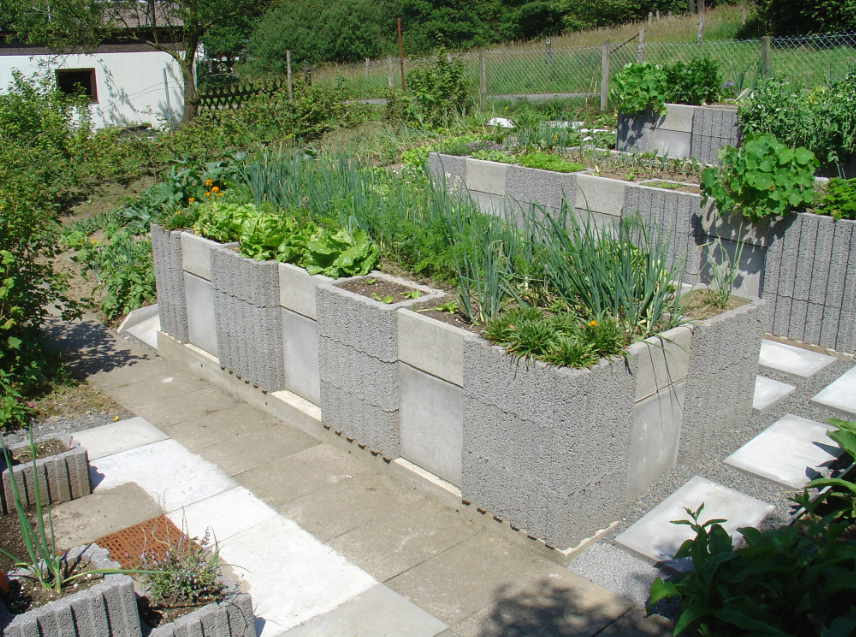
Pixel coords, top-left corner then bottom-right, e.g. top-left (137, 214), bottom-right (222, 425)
top-left (611, 63), bottom-right (669, 115)
top-left (663, 57), bottom-right (722, 106)
top-left (701, 133), bottom-right (818, 223)
top-left (816, 177), bottom-right (856, 221)
top-left (705, 234), bottom-right (745, 310)
top-left (517, 152), bottom-right (586, 173)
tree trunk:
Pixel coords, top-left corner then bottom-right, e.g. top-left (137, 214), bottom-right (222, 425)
top-left (180, 59), bottom-right (199, 125)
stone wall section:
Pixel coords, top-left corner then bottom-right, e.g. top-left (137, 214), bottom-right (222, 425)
top-left (690, 106), bottom-right (741, 165)
top-left (151, 223), bottom-right (189, 343)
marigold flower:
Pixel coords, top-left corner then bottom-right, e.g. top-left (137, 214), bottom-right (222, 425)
top-left (588, 320), bottom-right (597, 327)
top-left (216, 192), bottom-right (224, 196)
top-left (205, 179), bottom-right (213, 186)
top-left (204, 191), bottom-right (211, 196)
top-left (212, 186), bottom-right (220, 192)
top-left (188, 197), bottom-right (195, 202)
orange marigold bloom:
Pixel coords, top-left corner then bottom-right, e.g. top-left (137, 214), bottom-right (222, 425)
top-left (188, 197), bottom-right (195, 202)
top-left (588, 320), bottom-right (597, 327)
top-left (212, 186), bottom-right (220, 192)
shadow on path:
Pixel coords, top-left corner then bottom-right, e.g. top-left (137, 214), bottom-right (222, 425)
top-left (42, 317), bottom-right (149, 380)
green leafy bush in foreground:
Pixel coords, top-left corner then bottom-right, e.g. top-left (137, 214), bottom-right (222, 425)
top-left (816, 177), bottom-right (856, 220)
top-left (701, 133), bottom-right (818, 223)
top-left (612, 58), bottom-right (722, 115)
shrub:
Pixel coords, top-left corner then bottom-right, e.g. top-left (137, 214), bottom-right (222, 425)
top-left (816, 177), bottom-right (856, 220)
top-left (701, 133), bottom-right (818, 223)
top-left (664, 57), bottom-right (722, 106)
top-left (611, 63), bottom-right (670, 115)
top-left (756, 0), bottom-right (856, 36)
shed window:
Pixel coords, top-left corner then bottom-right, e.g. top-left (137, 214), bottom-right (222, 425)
top-left (56, 69), bottom-right (97, 102)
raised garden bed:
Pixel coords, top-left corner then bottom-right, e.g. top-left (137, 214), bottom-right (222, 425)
top-left (0, 434), bottom-right (91, 515)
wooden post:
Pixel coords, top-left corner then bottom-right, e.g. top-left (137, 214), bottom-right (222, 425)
top-left (397, 18), bottom-right (406, 92)
top-left (601, 39), bottom-right (609, 112)
top-left (689, 0), bottom-right (695, 13)
top-left (762, 35), bottom-right (771, 76)
top-left (286, 49), bottom-right (293, 101)
top-left (365, 58), bottom-right (370, 79)
top-left (741, 1), bottom-right (747, 25)
top-left (699, 0), bottom-right (705, 12)
top-left (546, 39), bottom-right (552, 66)
top-left (648, 11), bottom-right (653, 23)
top-left (656, 9), bottom-right (660, 21)
top-left (387, 55), bottom-right (394, 88)
top-left (697, 14), bottom-right (705, 45)
top-left (637, 28), bottom-right (645, 63)
top-left (479, 49), bottom-right (487, 111)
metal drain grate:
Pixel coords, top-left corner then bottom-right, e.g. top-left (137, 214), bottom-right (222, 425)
top-left (93, 516), bottom-right (186, 569)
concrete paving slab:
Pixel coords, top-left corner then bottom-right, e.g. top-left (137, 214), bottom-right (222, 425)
top-left (596, 609), bottom-right (673, 637)
top-left (811, 366), bottom-right (856, 419)
top-left (163, 404), bottom-right (280, 451)
top-left (753, 376), bottom-right (797, 415)
top-left (91, 438), bottom-right (236, 513)
top-left (758, 339), bottom-right (836, 379)
top-left (199, 426), bottom-right (318, 477)
top-left (48, 482), bottom-right (162, 551)
top-left (724, 414), bottom-right (841, 489)
top-left (282, 471), bottom-right (425, 542)
top-left (128, 384), bottom-right (243, 427)
top-left (125, 314), bottom-right (160, 350)
top-left (614, 476), bottom-right (773, 566)
top-left (168, 486), bottom-right (279, 541)
top-left (218, 516), bottom-right (376, 636)
top-left (327, 498), bottom-right (482, 581)
top-left (281, 584), bottom-right (448, 637)
top-left (103, 368), bottom-right (212, 409)
top-left (72, 417), bottom-right (168, 459)
top-left (387, 531), bottom-right (631, 630)
top-left (568, 542), bottom-right (664, 609)
top-left (235, 443), bottom-right (372, 509)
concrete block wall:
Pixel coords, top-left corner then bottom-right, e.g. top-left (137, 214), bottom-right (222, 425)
top-left (428, 152), bottom-right (467, 197)
top-left (149, 589), bottom-right (255, 637)
top-left (690, 106), bottom-right (741, 165)
top-left (317, 274), bottom-right (443, 459)
top-left (680, 300), bottom-right (766, 463)
top-left (462, 340), bottom-right (636, 550)
top-left (0, 544), bottom-right (141, 637)
top-left (151, 223), bottom-right (189, 343)
top-left (0, 434), bottom-right (90, 514)
top-left (210, 246), bottom-right (285, 393)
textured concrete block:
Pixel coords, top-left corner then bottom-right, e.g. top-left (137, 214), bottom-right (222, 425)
top-left (282, 308), bottom-right (320, 405)
top-left (772, 295), bottom-right (792, 338)
top-left (690, 106), bottom-right (741, 165)
top-left (505, 164), bottom-right (577, 216)
top-left (835, 310), bottom-right (856, 354)
top-left (320, 381), bottom-right (400, 459)
top-left (181, 232), bottom-right (230, 281)
top-left (151, 223), bottom-right (189, 343)
top-left (823, 218), bottom-right (854, 309)
top-left (319, 336), bottom-right (399, 409)
top-left (1, 434), bottom-right (90, 514)
top-left (466, 157), bottom-right (508, 195)
top-left (574, 173), bottom-right (626, 216)
top-left (697, 202), bottom-right (781, 248)
top-left (724, 414), bottom-right (841, 488)
top-left (468, 190), bottom-right (506, 216)
top-left (758, 339), bottom-right (837, 379)
top-left (793, 214), bottom-right (820, 303)
top-left (657, 104), bottom-right (695, 133)
top-left (184, 272), bottom-right (219, 357)
top-left (627, 326), bottom-right (692, 401)
top-left (812, 366), bottom-right (856, 418)
top-left (789, 298), bottom-right (809, 342)
top-left (616, 109), bottom-right (657, 153)
top-left (700, 236), bottom-right (766, 298)
top-left (428, 153), bottom-right (467, 195)
top-left (627, 382), bottom-right (685, 502)
top-left (148, 587), bottom-right (255, 637)
top-left (842, 222), bottom-right (856, 314)
top-left (0, 544), bottom-right (141, 637)
top-left (278, 262), bottom-right (332, 320)
top-left (397, 310), bottom-right (472, 386)
top-left (399, 363), bottom-right (463, 486)
top-left (753, 376), bottom-right (796, 415)
top-left (650, 129), bottom-right (692, 159)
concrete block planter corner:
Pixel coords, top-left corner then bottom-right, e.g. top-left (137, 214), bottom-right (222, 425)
top-left (147, 586), bottom-right (255, 637)
top-left (151, 223), bottom-right (189, 344)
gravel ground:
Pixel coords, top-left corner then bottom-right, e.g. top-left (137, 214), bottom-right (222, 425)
top-left (2, 410), bottom-right (135, 446)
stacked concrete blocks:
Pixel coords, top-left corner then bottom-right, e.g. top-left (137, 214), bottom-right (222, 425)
top-left (278, 262), bottom-right (332, 405)
top-left (150, 223), bottom-right (189, 343)
top-left (428, 152), bottom-right (466, 197)
top-left (462, 339), bottom-right (636, 550)
top-left (626, 326), bottom-right (692, 502)
top-left (149, 587), bottom-right (255, 637)
top-left (690, 105), bottom-right (741, 166)
top-left (504, 165), bottom-right (578, 223)
top-left (616, 108), bottom-right (658, 154)
top-left (0, 544), bottom-right (141, 637)
top-left (0, 434), bottom-right (90, 514)
top-left (762, 214), bottom-right (856, 353)
top-left (317, 273), bottom-right (443, 460)
top-left (680, 300), bottom-right (766, 463)
top-left (397, 310), bottom-right (476, 487)
top-left (210, 246), bottom-right (285, 393)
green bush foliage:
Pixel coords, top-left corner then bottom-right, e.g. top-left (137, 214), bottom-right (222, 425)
top-left (756, 0), bottom-right (856, 36)
top-left (612, 58), bottom-right (722, 114)
top-left (517, 152), bottom-right (586, 173)
top-left (663, 57), bottom-right (722, 106)
top-left (701, 133), bottom-right (818, 222)
top-left (816, 177), bottom-right (856, 220)
top-left (384, 53), bottom-right (472, 128)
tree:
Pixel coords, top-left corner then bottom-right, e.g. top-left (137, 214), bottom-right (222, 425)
top-left (756, 0), bottom-right (856, 35)
top-left (2, 0), bottom-right (270, 124)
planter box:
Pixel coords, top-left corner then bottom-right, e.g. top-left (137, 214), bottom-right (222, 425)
top-left (151, 223), bottom-right (189, 343)
top-left (1, 434), bottom-right (91, 514)
top-left (0, 544), bottom-right (141, 637)
top-left (316, 273), bottom-right (443, 459)
top-left (148, 587), bottom-right (254, 637)
top-left (617, 104), bottom-right (740, 165)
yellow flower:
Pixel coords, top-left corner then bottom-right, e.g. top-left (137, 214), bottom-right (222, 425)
top-left (204, 191), bottom-right (211, 197)
top-left (212, 186), bottom-right (220, 193)
top-left (588, 320), bottom-right (597, 327)
top-left (216, 191), bottom-right (224, 196)
top-left (188, 197), bottom-right (195, 202)
top-left (205, 179), bottom-right (213, 187)
top-left (504, 106), bottom-right (508, 110)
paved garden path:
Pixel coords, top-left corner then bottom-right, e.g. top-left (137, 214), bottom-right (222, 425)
top-left (44, 316), bottom-right (671, 637)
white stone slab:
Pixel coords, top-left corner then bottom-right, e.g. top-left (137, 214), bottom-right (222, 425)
top-left (281, 584), bottom-right (447, 637)
top-left (614, 476), bottom-right (773, 566)
top-left (487, 117), bottom-right (514, 128)
top-left (73, 417), bottom-right (168, 460)
top-left (753, 375), bottom-right (796, 415)
top-left (126, 314), bottom-right (160, 350)
top-left (724, 414), bottom-right (841, 489)
top-left (91, 439), bottom-right (236, 512)
top-left (218, 516), bottom-right (376, 636)
top-left (811, 366), bottom-right (856, 419)
top-left (168, 486), bottom-right (279, 542)
top-left (758, 340), bottom-right (836, 379)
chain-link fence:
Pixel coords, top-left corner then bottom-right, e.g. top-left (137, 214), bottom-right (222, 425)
top-left (309, 31), bottom-right (856, 104)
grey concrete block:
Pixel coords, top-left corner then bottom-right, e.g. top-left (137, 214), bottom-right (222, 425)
top-left (772, 295), bottom-right (792, 338)
top-left (700, 236), bottom-right (767, 299)
top-left (793, 214), bottom-right (820, 302)
top-left (181, 232), bottom-right (229, 281)
top-left (824, 218), bottom-right (854, 309)
top-left (184, 272), bottom-right (219, 357)
top-left (803, 302), bottom-right (825, 346)
top-left (842, 221), bottom-right (856, 314)
top-left (627, 326), bottom-right (692, 401)
top-left (148, 588), bottom-right (255, 637)
top-left (462, 338), bottom-right (635, 550)
top-left (574, 173), bottom-right (626, 217)
top-left (627, 382), bottom-right (685, 502)
top-left (657, 104), bottom-right (695, 132)
top-left (282, 308), bottom-right (320, 405)
top-left (690, 106), bottom-right (741, 165)
top-left (776, 214), bottom-right (803, 300)
top-left (397, 310), bottom-right (472, 386)
top-left (278, 262), bottom-right (332, 320)
top-left (320, 381), bottom-right (400, 459)
top-left (680, 301), bottom-right (766, 464)
top-left (428, 153), bottom-right (466, 196)
top-left (505, 164), bottom-right (577, 217)
top-left (0, 544), bottom-right (141, 637)
top-left (316, 273), bottom-right (442, 363)
top-left (1, 434), bottom-right (91, 514)
top-left (650, 129), bottom-right (692, 159)
top-left (319, 336), bottom-right (399, 410)
top-left (616, 109), bottom-right (657, 153)
top-left (789, 298), bottom-right (809, 342)
top-left (399, 363), bottom-right (463, 486)
top-left (151, 224), bottom-right (189, 343)
top-left (819, 303), bottom-right (843, 351)
top-left (836, 310), bottom-right (856, 354)
top-left (466, 157), bottom-right (508, 195)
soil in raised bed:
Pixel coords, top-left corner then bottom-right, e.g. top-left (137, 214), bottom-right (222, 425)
top-left (409, 298), bottom-right (485, 336)
top-left (1, 554), bottom-right (104, 615)
top-left (338, 277), bottom-right (419, 305)
top-left (680, 290), bottom-right (749, 321)
top-left (593, 167), bottom-right (701, 187)
top-left (0, 508), bottom-right (33, 572)
top-left (2, 439), bottom-right (68, 467)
